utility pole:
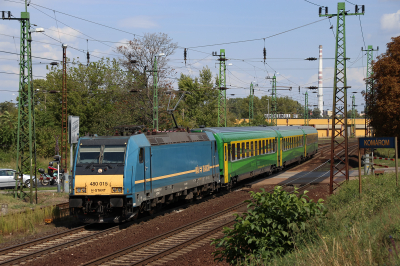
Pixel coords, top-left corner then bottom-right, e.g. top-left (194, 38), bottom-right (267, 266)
top-left (153, 56), bottom-right (159, 131)
top-left (351, 95), bottom-right (356, 137)
top-left (266, 74), bottom-right (278, 126)
top-left (249, 82), bottom-right (254, 125)
top-left (61, 44), bottom-right (68, 174)
top-left (2, 4), bottom-right (35, 203)
top-left (362, 45), bottom-right (378, 137)
top-left (304, 91), bottom-right (309, 126)
top-left (319, 2), bottom-right (365, 194)
top-left (213, 49), bottom-right (227, 127)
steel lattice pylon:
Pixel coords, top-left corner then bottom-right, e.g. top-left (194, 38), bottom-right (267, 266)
top-left (153, 56), bottom-right (159, 131)
top-left (217, 49), bottom-right (227, 127)
top-left (249, 82), bottom-right (254, 125)
top-left (271, 75), bottom-right (277, 126)
top-left (61, 45), bottom-right (68, 172)
top-left (304, 91), bottom-right (309, 126)
top-left (2, 6), bottom-right (37, 203)
top-left (320, 2), bottom-right (364, 194)
top-left (363, 45), bottom-right (378, 137)
top-left (351, 94), bottom-right (356, 137)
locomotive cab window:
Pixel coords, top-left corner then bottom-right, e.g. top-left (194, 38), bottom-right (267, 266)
top-left (77, 145), bottom-right (101, 164)
top-left (103, 145), bottom-right (126, 164)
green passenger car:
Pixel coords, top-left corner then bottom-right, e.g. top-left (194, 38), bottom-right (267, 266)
top-left (195, 126), bottom-right (318, 185)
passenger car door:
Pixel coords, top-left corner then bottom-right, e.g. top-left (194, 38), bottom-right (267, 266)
top-left (144, 147), bottom-right (152, 196)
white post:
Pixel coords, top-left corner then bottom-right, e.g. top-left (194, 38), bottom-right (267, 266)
top-left (57, 162), bottom-right (60, 192)
top-left (318, 45), bottom-right (323, 116)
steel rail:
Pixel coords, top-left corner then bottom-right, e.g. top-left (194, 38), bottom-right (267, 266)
top-left (131, 220), bottom-right (235, 266)
top-left (0, 224), bottom-right (120, 265)
top-left (82, 202), bottom-right (248, 266)
top-left (0, 224), bottom-right (87, 256)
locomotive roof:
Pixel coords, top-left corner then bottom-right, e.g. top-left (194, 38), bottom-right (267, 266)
top-left (79, 136), bottom-right (130, 146)
top-left (145, 132), bottom-right (210, 146)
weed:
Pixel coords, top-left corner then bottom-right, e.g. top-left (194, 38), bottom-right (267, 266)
top-left (256, 173), bottom-right (400, 266)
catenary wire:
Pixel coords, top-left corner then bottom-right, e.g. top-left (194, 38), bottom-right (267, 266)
top-left (303, 0), bottom-right (322, 7)
top-left (358, 15), bottom-right (366, 49)
top-left (186, 18), bottom-right (328, 49)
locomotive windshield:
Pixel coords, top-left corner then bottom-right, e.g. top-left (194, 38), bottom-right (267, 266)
top-left (77, 145), bottom-right (126, 164)
top-left (77, 145), bottom-right (101, 164)
top-left (103, 145), bottom-right (125, 164)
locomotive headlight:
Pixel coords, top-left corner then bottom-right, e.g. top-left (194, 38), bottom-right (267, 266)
top-left (77, 188), bottom-right (81, 193)
top-left (112, 187), bottom-right (122, 193)
top-left (76, 187), bottom-right (86, 193)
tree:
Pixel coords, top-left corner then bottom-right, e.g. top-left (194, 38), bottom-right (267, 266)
top-left (116, 33), bottom-right (178, 129)
top-left (368, 36), bottom-right (400, 143)
top-left (177, 67), bottom-right (219, 128)
top-left (310, 108), bottom-right (321, 118)
top-left (0, 101), bottom-right (17, 150)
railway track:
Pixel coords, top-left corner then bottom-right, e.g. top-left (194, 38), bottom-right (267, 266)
top-left (0, 223), bottom-right (123, 265)
top-left (289, 141), bottom-right (358, 172)
top-left (82, 202), bottom-right (248, 266)
top-left (0, 142), bottom-right (355, 265)
top-left (80, 144), bottom-right (351, 266)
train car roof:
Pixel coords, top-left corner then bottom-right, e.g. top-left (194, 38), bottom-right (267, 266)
top-left (79, 136), bottom-right (130, 146)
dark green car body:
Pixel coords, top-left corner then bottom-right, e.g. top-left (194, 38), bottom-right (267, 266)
top-left (193, 126), bottom-right (318, 184)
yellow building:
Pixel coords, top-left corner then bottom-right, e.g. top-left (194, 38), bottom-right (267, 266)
top-left (277, 119), bottom-right (366, 138)
top-left (237, 119), bottom-right (367, 138)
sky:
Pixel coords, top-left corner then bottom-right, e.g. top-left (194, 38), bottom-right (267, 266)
top-left (1, 0), bottom-right (399, 114)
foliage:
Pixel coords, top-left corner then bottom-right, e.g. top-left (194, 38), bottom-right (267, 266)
top-left (177, 67), bottom-right (219, 128)
top-left (116, 32), bottom-right (178, 128)
top-left (261, 173), bottom-right (400, 266)
top-left (211, 186), bottom-right (327, 264)
top-left (0, 111), bottom-right (17, 150)
top-left (368, 36), bottom-right (400, 144)
top-left (310, 108), bottom-right (321, 118)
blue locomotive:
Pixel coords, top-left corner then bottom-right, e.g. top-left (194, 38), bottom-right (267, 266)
top-left (69, 126), bottom-right (318, 223)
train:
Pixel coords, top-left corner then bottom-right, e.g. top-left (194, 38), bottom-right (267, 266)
top-left (69, 126), bottom-right (318, 223)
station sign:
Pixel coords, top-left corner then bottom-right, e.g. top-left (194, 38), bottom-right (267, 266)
top-left (68, 116), bottom-right (80, 144)
top-left (357, 136), bottom-right (398, 195)
top-left (359, 137), bottom-right (396, 149)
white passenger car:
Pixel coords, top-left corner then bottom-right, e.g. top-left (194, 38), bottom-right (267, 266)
top-left (0, 169), bottom-right (35, 188)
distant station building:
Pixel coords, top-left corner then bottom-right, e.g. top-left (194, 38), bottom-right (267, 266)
top-left (237, 118), bottom-right (367, 138)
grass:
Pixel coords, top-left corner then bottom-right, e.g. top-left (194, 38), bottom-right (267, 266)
top-left (373, 148), bottom-right (399, 169)
top-left (0, 149), bottom-right (55, 175)
top-left (1, 186), bottom-right (60, 193)
top-left (262, 172), bottom-right (400, 265)
top-left (0, 191), bottom-right (70, 243)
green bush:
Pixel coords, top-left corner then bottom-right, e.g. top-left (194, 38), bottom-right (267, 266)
top-left (211, 186), bottom-right (327, 264)
top-left (268, 173), bottom-right (400, 266)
